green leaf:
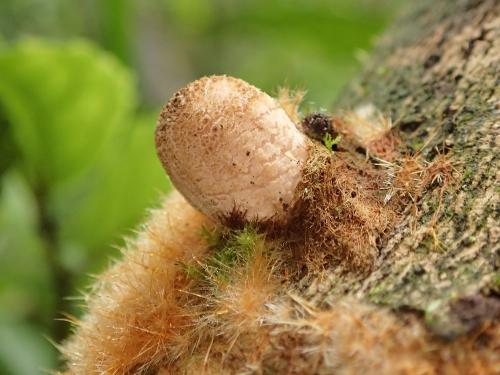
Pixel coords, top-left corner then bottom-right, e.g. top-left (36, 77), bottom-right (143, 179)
top-left (53, 112), bottom-right (170, 277)
top-left (0, 321), bottom-right (56, 375)
top-left (0, 38), bottom-right (135, 187)
top-left (99, 0), bottom-right (133, 64)
top-left (0, 107), bottom-right (18, 179)
top-left (0, 171), bottom-right (54, 325)
top-left (166, 0), bottom-right (214, 34)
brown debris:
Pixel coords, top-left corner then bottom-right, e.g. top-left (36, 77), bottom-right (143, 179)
top-left (284, 144), bottom-right (398, 273)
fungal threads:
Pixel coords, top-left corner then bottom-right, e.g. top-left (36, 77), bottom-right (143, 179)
top-left (284, 144), bottom-right (398, 273)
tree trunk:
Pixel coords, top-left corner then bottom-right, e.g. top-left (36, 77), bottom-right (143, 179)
top-left (313, 0), bottom-right (499, 338)
top-left (62, 0), bottom-right (500, 373)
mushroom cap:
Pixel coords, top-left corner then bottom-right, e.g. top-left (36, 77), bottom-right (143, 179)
top-left (156, 75), bottom-right (309, 224)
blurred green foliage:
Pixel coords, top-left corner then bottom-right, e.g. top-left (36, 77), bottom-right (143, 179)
top-left (0, 40), bottom-right (168, 373)
top-left (0, 0), bottom-right (405, 373)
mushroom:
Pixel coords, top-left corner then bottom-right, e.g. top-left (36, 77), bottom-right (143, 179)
top-left (156, 75), bottom-right (311, 225)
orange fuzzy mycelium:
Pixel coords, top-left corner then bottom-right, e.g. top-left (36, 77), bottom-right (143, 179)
top-left (213, 252), bottom-right (276, 332)
top-left (284, 145), bottom-right (398, 273)
top-left (261, 297), bottom-right (500, 375)
top-left (161, 294), bottom-right (500, 375)
top-left (61, 191), bottom-right (214, 374)
top-left (276, 86), bottom-right (306, 125)
top-left (379, 151), bottom-right (458, 210)
top-left (194, 235), bottom-right (278, 340)
top-left (332, 104), bottom-right (400, 160)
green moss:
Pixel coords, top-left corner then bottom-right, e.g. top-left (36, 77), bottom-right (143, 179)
top-left (478, 205), bottom-right (494, 229)
top-left (424, 299), bottom-right (445, 327)
top-left (189, 225), bottom-right (264, 282)
top-left (200, 226), bottom-right (224, 249)
top-left (180, 262), bottom-right (205, 281)
top-left (462, 167), bottom-right (474, 183)
top-left (419, 235), bottom-right (435, 252)
top-left (410, 139), bottom-right (425, 151)
top-left (494, 272), bottom-right (500, 290)
top-left (367, 278), bottom-right (395, 304)
top-left (443, 206), bottom-right (454, 219)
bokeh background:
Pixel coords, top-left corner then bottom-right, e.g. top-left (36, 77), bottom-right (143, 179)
top-left (0, 0), bottom-right (406, 373)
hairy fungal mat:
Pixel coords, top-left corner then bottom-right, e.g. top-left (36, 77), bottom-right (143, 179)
top-left (61, 76), bottom-right (499, 374)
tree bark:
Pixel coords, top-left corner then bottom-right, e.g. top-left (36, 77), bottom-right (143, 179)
top-left (306, 0), bottom-right (499, 338)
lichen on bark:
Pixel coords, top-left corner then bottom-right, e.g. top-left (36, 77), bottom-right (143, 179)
top-left (305, 0), bottom-right (500, 338)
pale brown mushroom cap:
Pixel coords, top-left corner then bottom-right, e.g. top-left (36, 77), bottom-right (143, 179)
top-left (156, 75), bottom-right (310, 223)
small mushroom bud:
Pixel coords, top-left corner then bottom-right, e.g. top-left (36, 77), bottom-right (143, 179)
top-left (156, 75), bottom-right (311, 225)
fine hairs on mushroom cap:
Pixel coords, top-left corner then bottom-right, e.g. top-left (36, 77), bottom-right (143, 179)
top-left (156, 75), bottom-right (311, 225)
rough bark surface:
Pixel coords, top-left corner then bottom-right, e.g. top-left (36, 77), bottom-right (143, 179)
top-left (303, 0), bottom-right (499, 338)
